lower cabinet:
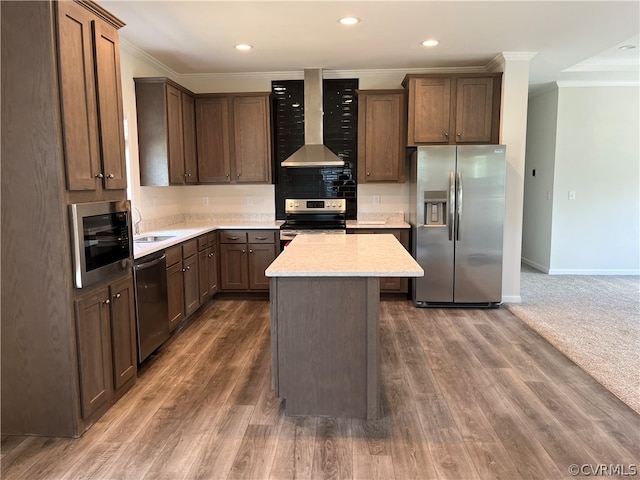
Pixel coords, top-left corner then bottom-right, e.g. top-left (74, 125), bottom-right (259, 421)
top-left (219, 230), bottom-right (277, 291)
top-left (166, 239), bottom-right (200, 331)
top-left (348, 228), bottom-right (410, 293)
top-left (198, 232), bottom-right (218, 302)
top-left (74, 275), bottom-right (136, 420)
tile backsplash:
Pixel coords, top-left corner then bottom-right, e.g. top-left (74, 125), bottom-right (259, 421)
top-left (273, 78), bottom-right (358, 219)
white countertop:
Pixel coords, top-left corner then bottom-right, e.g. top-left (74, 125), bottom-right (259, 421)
top-left (346, 220), bottom-right (410, 229)
top-left (134, 220), bottom-right (283, 259)
top-left (265, 234), bottom-right (423, 277)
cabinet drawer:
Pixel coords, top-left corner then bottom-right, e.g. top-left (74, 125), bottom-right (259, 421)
top-left (165, 246), bottom-right (182, 267)
top-left (182, 239), bottom-right (198, 258)
top-left (219, 230), bottom-right (247, 244)
top-left (198, 235), bottom-right (208, 251)
top-left (207, 232), bottom-right (217, 247)
top-left (248, 230), bottom-right (275, 244)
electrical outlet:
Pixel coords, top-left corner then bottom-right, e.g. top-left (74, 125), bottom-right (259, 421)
top-left (202, 196), bottom-right (209, 206)
top-left (568, 191), bottom-right (576, 200)
top-left (373, 195), bottom-right (380, 205)
top-left (247, 196), bottom-right (253, 206)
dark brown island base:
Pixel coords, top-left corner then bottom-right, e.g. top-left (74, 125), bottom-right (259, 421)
top-left (266, 234), bottom-right (423, 418)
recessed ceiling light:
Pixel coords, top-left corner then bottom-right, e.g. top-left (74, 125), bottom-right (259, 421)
top-left (618, 45), bottom-right (636, 50)
top-left (235, 44), bottom-right (253, 51)
top-left (339, 17), bottom-right (360, 25)
top-left (422, 40), bottom-right (439, 47)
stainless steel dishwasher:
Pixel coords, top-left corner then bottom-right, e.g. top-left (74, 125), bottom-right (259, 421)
top-left (134, 252), bottom-right (169, 363)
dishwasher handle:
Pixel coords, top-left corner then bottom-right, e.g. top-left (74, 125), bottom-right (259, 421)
top-left (135, 253), bottom-right (166, 271)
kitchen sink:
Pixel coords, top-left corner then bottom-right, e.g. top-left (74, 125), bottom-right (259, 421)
top-left (134, 235), bottom-right (175, 243)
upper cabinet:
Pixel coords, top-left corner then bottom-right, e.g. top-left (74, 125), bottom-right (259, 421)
top-left (403, 73), bottom-right (502, 146)
top-left (134, 78), bottom-right (198, 186)
top-left (196, 93), bottom-right (272, 184)
top-left (56, 0), bottom-right (127, 193)
top-left (357, 90), bottom-right (406, 183)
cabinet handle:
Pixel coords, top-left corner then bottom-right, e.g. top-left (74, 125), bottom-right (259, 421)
top-left (255, 236), bottom-right (267, 241)
top-left (103, 299), bottom-right (110, 304)
top-left (444, 133), bottom-right (449, 138)
top-left (95, 173), bottom-right (104, 179)
top-left (182, 268), bottom-right (187, 272)
top-left (227, 236), bottom-right (239, 240)
top-left (184, 173), bottom-right (192, 177)
top-left (237, 173), bottom-right (241, 178)
top-left (457, 133), bottom-right (461, 137)
top-left (225, 174), bottom-right (229, 178)
top-left (113, 293), bottom-right (121, 299)
top-left (242, 249), bottom-right (246, 253)
top-left (186, 266), bottom-right (190, 271)
top-left (249, 249), bottom-right (253, 253)
top-left (367, 172), bottom-right (370, 176)
top-left (106, 173), bottom-right (115, 179)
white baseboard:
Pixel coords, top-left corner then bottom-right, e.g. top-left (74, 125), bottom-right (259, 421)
top-left (547, 268), bottom-right (640, 275)
top-left (502, 295), bottom-right (522, 304)
top-left (521, 257), bottom-right (549, 273)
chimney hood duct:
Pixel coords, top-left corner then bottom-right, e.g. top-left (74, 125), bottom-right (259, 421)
top-left (281, 69), bottom-right (345, 168)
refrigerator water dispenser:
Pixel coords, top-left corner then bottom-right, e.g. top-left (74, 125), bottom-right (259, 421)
top-left (424, 191), bottom-right (447, 226)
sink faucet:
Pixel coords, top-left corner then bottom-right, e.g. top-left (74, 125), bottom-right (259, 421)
top-left (132, 206), bottom-right (142, 235)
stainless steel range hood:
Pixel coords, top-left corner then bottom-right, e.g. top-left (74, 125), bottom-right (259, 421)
top-left (281, 69), bottom-right (345, 168)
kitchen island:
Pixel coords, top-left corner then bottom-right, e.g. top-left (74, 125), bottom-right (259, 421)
top-left (265, 234), bottom-right (423, 418)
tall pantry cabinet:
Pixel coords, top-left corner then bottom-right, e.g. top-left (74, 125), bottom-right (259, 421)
top-left (1, 0), bottom-right (131, 437)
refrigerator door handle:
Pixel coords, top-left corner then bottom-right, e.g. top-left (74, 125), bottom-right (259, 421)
top-left (456, 172), bottom-right (463, 241)
top-left (448, 171), bottom-right (455, 241)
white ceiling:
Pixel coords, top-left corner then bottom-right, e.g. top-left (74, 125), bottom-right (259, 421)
top-left (100, 1), bottom-right (639, 92)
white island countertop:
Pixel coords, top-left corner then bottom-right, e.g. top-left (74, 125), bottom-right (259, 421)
top-left (265, 233), bottom-right (423, 277)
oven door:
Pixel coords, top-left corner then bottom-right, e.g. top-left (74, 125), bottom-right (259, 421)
top-left (70, 200), bottom-right (133, 288)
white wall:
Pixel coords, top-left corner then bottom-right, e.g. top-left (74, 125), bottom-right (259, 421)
top-left (551, 86), bottom-right (639, 274)
top-left (522, 88), bottom-right (558, 271)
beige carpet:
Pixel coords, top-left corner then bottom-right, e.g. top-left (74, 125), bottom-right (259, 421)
top-left (506, 265), bottom-right (640, 414)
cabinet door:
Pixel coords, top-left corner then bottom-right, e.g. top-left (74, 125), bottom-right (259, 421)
top-left (183, 254), bottom-right (200, 316)
top-left (182, 92), bottom-right (198, 183)
top-left (409, 77), bottom-right (451, 145)
top-left (57, 1), bottom-right (101, 191)
top-left (75, 287), bottom-right (112, 419)
top-left (454, 77), bottom-right (494, 143)
top-left (93, 20), bottom-right (126, 190)
top-left (232, 95), bottom-right (271, 183)
top-left (248, 243), bottom-right (276, 290)
top-left (358, 92), bottom-right (405, 182)
top-left (196, 97), bottom-right (231, 183)
top-left (198, 249), bottom-right (210, 303)
top-left (167, 261), bottom-right (184, 331)
top-left (220, 244), bottom-right (248, 290)
top-left (109, 276), bottom-right (136, 391)
top-left (207, 246), bottom-right (219, 296)
top-left (166, 84), bottom-right (185, 184)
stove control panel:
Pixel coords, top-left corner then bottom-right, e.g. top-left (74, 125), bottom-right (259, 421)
top-left (285, 198), bottom-right (346, 214)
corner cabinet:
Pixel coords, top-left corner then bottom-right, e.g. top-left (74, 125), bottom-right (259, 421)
top-left (74, 275), bottom-right (136, 420)
top-left (196, 93), bottom-right (272, 184)
top-left (56, 0), bottom-right (127, 194)
top-left (403, 73), bottom-right (502, 146)
top-left (357, 90), bottom-right (406, 183)
top-left (135, 78), bottom-right (198, 186)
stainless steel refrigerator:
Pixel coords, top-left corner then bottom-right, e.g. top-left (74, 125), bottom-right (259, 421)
top-left (408, 145), bottom-right (506, 307)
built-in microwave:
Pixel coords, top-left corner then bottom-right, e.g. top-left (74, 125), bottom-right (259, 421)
top-left (70, 200), bottom-right (133, 288)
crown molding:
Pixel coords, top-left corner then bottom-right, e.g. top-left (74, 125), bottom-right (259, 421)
top-left (120, 39), bottom-right (179, 79)
top-left (557, 80), bottom-right (640, 88)
top-left (486, 52), bottom-right (538, 72)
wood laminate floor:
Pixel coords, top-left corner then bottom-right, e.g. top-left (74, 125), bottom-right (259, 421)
top-left (2, 298), bottom-right (639, 480)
